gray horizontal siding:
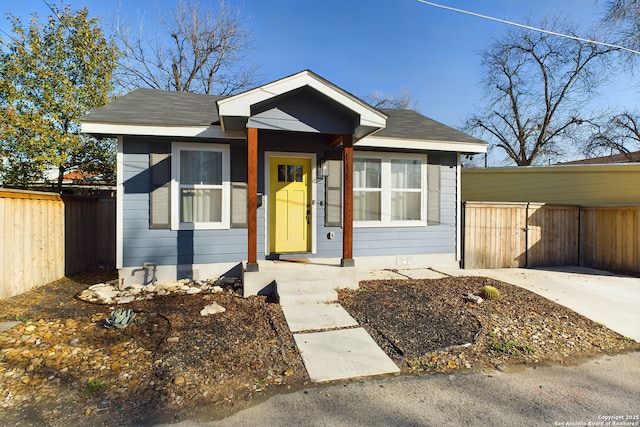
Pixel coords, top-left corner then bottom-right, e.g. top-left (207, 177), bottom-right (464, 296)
top-left (354, 226), bottom-right (455, 256)
top-left (121, 133), bottom-right (459, 266)
top-left (350, 152), bottom-right (457, 257)
top-left (121, 136), bottom-right (248, 268)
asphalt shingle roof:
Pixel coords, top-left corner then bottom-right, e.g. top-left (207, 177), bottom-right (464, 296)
top-left (82, 89), bottom-right (484, 145)
top-left (82, 88), bottom-right (223, 126)
top-left (376, 109), bottom-right (485, 144)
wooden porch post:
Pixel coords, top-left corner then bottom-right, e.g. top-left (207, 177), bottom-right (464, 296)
top-left (246, 127), bottom-right (259, 272)
top-left (341, 134), bottom-right (355, 267)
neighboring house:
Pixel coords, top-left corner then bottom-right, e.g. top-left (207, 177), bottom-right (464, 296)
top-left (81, 70), bottom-right (486, 294)
top-left (561, 150), bottom-right (640, 165)
top-left (462, 163), bottom-right (640, 205)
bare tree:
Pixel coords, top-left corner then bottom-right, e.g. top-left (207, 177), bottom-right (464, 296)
top-left (587, 112), bottom-right (640, 160)
top-left (466, 17), bottom-right (616, 166)
top-left (364, 88), bottom-right (419, 110)
top-left (603, 0), bottom-right (640, 60)
top-left (113, 0), bottom-right (258, 95)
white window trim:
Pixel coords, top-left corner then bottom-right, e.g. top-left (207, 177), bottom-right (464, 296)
top-left (354, 152), bottom-right (428, 228)
top-left (171, 142), bottom-right (230, 230)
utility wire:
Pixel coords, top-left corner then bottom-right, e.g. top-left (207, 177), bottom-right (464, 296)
top-left (416, 0), bottom-right (640, 55)
top-left (42, 0), bottom-right (62, 22)
top-left (0, 26), bottom-right (19, 44)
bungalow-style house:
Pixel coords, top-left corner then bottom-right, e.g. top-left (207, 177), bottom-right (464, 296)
top-left (81, 70), bottom-right (486, 294)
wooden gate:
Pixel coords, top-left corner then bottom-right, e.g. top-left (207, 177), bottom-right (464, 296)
top-left (463, 202), bottom-right (579, 269)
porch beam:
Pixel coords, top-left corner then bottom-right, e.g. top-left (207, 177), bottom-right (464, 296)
top-left (341, 134), bottom-right (355, 267)
top-left (247, 127), bottom-right (259, 272)
top-left (327, 134), bottom-right (343, 148)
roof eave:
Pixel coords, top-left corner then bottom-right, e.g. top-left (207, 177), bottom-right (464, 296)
top-left (80, 122), bottom-right (246, 139)
top-left (357, 135), bottom-right (487, 153)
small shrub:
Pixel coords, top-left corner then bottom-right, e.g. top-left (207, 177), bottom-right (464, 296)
top-left (489, 338), bottom-right (534, 355)
top-left (83, 380), bottom-right (105, 395)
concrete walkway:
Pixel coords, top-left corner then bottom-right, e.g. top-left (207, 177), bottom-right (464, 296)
top-left (277, 274), bottom-right (400, 382)
top-left (265, 261), bottom-right (639, 381)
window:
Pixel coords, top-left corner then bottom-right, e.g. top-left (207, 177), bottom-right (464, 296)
top-left (353, 153), bottom-right (427, 226)
top-left (390, 159), bottom-right (422, 221)
top-left (354, 158), bottom-right (381, 221)
top-left (171, 143), bottom-right (230, 230)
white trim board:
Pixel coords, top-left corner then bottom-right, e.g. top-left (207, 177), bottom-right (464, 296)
top-left (358, 136), bottom-right (487, 154)
top-left (116, 137), bottom-right (124, 269)
top-left (217, 70), bottom-right (387, 129)
top-left (81, 122), bottom-right (246, 139)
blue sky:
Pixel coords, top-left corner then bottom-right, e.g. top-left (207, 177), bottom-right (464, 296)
top-left (2, 1), bottom-right (637, 154)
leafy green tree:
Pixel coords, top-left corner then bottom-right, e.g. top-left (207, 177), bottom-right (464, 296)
top-left (0, 6), bottom-right (118, 190)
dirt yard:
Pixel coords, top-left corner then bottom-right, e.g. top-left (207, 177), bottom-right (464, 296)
top-left (0, 270), bottom-right (637, 426)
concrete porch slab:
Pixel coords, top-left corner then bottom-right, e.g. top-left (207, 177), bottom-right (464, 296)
top-left (282, 303), bottom-right (359, 333)
top-left (293, 328), bottom-right (400, 382)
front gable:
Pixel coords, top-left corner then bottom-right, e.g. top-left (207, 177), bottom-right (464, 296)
top-left (217, 70), bottom-right (387, 139)
top-left (247, 86), bottom-right (359, 135)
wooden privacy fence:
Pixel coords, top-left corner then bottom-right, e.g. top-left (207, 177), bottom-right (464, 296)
top-left (0, 189), bottom-right (116, 299)
top-left (63, 195), bottom-right (116, 275)
top-left (0, 189), bottom-right (65, 299)
top-left (463, 202), bottom-right (640, 273)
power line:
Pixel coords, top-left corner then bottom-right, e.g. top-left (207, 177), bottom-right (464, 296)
top-left (0, 26), bottom-right (19, 44)
top-left (42, 0), bottom-right (62, 22)
top-left (416, 0), bottom-right (640, 55)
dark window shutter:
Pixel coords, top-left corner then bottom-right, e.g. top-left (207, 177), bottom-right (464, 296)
top-left (427, 156), bottom-right (441, 225)
top-left (231, 182), bottom-right (248, 228)
top-left (325, 159), bottom-right (342, 227)
top-left (150, 152), bottom-right (171, 229)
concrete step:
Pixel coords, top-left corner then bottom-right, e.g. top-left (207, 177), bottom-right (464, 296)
top-left (293, 328), bottom-right (400, 382)
top-left (281, 303), bottom-right (358, 332)
top-left (277, 280), bottom-right (339, 306)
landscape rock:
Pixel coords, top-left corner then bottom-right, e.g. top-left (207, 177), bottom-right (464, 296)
top-left (92, 287), bottom-right (119, 304)
top-left (116, 296), bottom-right (136, 304)
top-left (77, 276), bottom-right (242, 305)
top-left (124, 283), bottom-right (145, 294)
top-left (200, 302), bottom-right (226, 316)
top-left (464, 293), bottom-right (483, 304)
top-left (155, 282), bottom-right (181, 292)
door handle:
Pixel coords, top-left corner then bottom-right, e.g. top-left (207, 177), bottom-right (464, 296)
top-left (306, 208), bottom-right (311, 224)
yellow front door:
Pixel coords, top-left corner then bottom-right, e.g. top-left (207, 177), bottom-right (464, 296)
top-left (270, 157), bottom-right (311, 253)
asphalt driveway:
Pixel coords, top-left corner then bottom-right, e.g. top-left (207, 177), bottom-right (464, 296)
top-left (164, 351), bottom-right (640, 426)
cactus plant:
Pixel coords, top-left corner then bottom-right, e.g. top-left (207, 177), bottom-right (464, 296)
top-left (104, 309), bottom-right (136, 329)
top-left (480, 285), bottom-right (500, 300)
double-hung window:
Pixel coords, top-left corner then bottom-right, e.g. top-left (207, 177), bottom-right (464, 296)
top-left (354, 158), bottom-right (382, 221)
top-left (171, 143), bottom-right (230, 230)
top-left (354, 153), bottom-right (427, 227)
